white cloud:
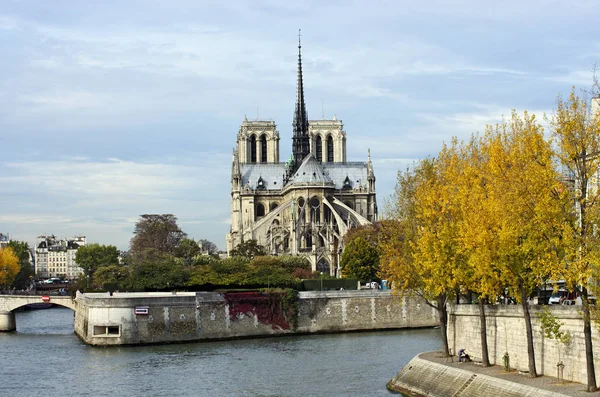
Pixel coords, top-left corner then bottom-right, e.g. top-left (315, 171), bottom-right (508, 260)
top-left (18, 91), bottom-right (113, 111)
top-left (0, 214), bottom-right (76, 225)
top-left (544, 70), bottom-right (596, 87)
top-left (0, 155), bottom-right (232, 249)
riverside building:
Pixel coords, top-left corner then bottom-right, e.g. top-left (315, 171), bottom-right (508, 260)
top-left (35, 235), bottom-right (86, 279)
top-left (226, 36), bottom-right (377, 276)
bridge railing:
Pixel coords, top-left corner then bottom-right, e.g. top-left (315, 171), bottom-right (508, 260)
top-left (0, 289), bottom-right (70, 296)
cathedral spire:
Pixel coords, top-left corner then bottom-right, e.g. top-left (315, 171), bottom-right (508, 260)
top-left (292, 29), bottom-right (310, 171)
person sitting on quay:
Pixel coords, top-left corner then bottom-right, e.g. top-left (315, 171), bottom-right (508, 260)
top-left (458, 348), bottom-right (470, 363)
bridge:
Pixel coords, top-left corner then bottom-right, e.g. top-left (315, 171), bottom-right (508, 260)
top-left (0, 295), bottom-right (78, 332)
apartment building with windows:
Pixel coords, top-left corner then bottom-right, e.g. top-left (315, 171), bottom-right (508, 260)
top-left (35, 235), bottom-right (86, 279)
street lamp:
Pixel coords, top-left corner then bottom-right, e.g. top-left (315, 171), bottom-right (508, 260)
top-left (320, 272), bottom-right (323, 291)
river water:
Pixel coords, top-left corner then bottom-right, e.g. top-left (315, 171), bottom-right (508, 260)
top-left (0, 307), bottom-right (440, 397)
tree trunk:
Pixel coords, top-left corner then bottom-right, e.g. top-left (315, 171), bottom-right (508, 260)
top-left (520, 283), bottom-right (537, 377)
top-left (582, 287), bottom-right (598, 392)
top-left (478, 297), bottom-right (490, 367)
top-left (437, 294), bottom-right (450, 356)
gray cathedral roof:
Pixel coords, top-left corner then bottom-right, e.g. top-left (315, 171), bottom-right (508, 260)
top-left (289, 155), bottom-right (334, 185)
top-left (240, 163), bottom-right (286, 191)
top-left (322, 163), bottom-right (369, 190)
top-left (240, 157), bottom-right (369, 191)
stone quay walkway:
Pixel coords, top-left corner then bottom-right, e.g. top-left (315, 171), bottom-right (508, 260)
top-left (419, 351), bottom-right (596, 396)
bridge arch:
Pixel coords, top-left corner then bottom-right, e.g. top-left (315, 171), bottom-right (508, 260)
top-left (0, 295), bottom-right (77, 332)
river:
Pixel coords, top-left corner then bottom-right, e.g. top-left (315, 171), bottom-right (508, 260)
top-left (0, 307), bottom-right (440, 396)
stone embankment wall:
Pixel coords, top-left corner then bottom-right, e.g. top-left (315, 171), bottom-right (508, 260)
top-left (388, 354), bottom-right (564, 397)
top-left (74, 291), bottom-right (438, 346)
top-left (448, 304), bottom-right (600, 385)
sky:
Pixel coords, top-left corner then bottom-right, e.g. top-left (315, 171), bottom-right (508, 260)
top-left (1, 0), bottom-right (599, 251)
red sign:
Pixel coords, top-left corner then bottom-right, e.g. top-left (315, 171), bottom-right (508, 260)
top-left (41, 296), bottom-right (50, 303)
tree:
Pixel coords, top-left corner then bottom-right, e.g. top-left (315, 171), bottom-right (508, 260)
top-left (380, 147), bottom-right (465, 356)
top-left (549, 88), bottom-right (600, 391)
top-left (539, 307), bottom-right (571, 369)
top-left (189, 256), bottom-right (250, 286)
top-left (451, 135), bottom-right (497, 367)
top-left (278, 255), bottom-right (311, 272)
top-left (0, 247), bottom-right (20, 288)
top-left (175, 238), bottom-right (201, 266)
top-left (75, 244), bottom-right (120, 286)
top-left (248, 256), bottom-right (299, 286)
top-left (343, 222), bottom-right (385, 246)
top-left (7, 241), bottom-right (34, 290)
top-left (130, 214), bottom-right (187, 256)
top-left (340, 237), bottom-right (379, 282)
top-left (198, 239), bottom-right (218, 255)
top-left (126, 249), bottom-right (187, 291)
top-left (93, 264), bottom-right (130, 291)
top-left (230, 239), bottom-right (266, 258)
top-left (480, 111), bottom-right (565, 378)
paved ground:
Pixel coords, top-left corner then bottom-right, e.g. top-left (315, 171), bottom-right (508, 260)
top-left (421, 351), bottom-right (598, 396)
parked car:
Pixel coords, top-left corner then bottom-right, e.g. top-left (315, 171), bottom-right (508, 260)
top-left (362, 282), bottom-right (380, 290)
top-left (549, 289), bottom-right (568, 304)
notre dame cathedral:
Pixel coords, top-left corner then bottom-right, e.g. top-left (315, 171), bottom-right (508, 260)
top-left (226, 37), bottom-right (377, 277)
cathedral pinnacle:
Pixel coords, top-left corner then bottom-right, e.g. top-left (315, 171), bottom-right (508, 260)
top-left (291, 29), bottom-right (310, 172)
top-left (232, 147), bottom-right (241, 184)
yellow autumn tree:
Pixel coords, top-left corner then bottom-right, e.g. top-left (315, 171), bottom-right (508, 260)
top-left (452, 135), bottom-right (504, 367)
top-left (549, 88), bottom-right (600, 392)
top-left (0, 247), bottom-right (21, 289)
top-left (380, 141), bottom-right (467, 356)
top-left (481, 111), bottom-right (565, 378)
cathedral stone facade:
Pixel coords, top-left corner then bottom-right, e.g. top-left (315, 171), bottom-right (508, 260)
top-left (226, 38), bottom-right (377, 277)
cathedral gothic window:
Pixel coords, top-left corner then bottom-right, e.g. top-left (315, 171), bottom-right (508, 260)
top-left (317, 259), bottom-right (330, 275)
top-left (316, 135), bottom-right (323, 162)
top-left (260, 135), bottom-right (267, 163)
top-left (250, 135), bottom-right (257, 163)
top-left (305, 230), bottom-right (313, 247)
top-left (327, 135), bottom-right (334, 162)
top-left (310, 196), bottom-right (320, 223)
top-left (256, 203), bottom-right (265, 219)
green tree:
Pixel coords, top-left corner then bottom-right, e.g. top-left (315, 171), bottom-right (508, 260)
top-left (230, 239), bottom-right (266, 258)
top-left (248, 256), bottom-right (298, 286)
top-left (126, 249), bottom-right (187, 290)
top-left (93, 264), bottom-right (130, 291)
top-left (130, 214), bottom-right (187, 256)
top-left (7, 241), bottom-right (34, 289)
top-left (278, 255), bottom-right (311, 273)
top-left (340, 237), bottom-right (379, 282)
top-left (188, 256), bottom-right (250, 286)
top-left (175, 238), bottom-right (201, 266)
top-left (192, 254), bottom-right (220, 267)
top-left (187, 255), bottom-right (307, 288)
top-left (75, 244), bottom-right (120, 286)
top-left (539, 307), bottom-right (571, 366)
